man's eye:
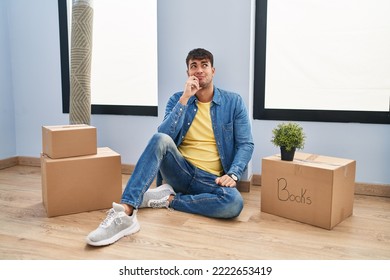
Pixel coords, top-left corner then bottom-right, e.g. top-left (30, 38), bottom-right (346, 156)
top-left (203, 64), bottom-right (209, 67)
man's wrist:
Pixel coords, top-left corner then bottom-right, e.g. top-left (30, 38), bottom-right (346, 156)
top-left (179, 95), bottom-right (190, 105)
top-left (228, 173), bottom-right (238, 182)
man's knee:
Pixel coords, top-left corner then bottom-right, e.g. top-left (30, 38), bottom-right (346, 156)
top-left (148, 133), bottom-right (175, 153)
top-left (220, 189), bottom-right (244, 218)
top-left (150, 132), bottom-right (172, 144)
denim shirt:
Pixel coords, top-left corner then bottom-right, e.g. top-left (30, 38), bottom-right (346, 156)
top-left (158, 87), bottom-right (254, 180)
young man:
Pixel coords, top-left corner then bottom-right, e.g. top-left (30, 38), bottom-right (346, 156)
top-left (86, 48), bottom-right (254, 246)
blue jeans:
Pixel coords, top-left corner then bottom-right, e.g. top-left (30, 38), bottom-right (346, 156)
top-left (121, 133), bottom-right (244, 218)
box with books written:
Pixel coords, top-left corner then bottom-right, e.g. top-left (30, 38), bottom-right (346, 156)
top-left (261, 152), bottom-right (356, 229)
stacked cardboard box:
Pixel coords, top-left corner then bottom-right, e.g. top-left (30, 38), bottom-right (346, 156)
top-left (41, 125), bottom-right (122, 217)
top-left (261, 152), bottom-right (356, 229)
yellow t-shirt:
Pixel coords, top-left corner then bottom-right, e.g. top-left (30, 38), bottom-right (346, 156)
top-left (178, 101), bottom-right (224, 176)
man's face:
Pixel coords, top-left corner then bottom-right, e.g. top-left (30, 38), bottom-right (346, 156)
top-left (187, 58), bottom-right (215, 89)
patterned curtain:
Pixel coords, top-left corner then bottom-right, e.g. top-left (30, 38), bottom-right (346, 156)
top-left (69, 0), bottom-right (93, 125)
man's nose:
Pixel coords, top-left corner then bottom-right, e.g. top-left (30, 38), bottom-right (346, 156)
top-left (195, 66), bottom-right (203, 73)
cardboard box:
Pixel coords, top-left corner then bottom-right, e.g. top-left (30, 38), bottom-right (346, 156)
top-left (261, 152), bottom-right (356, 229)
top-left (41, 147), bottom-right (122, 217)
top-left (42, 125), bottom-right (97, 159)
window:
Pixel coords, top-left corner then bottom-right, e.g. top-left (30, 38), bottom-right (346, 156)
top-left (58, 0), bottom-right (158, 116)
top-left (254, 0), bottom-right (389, 124)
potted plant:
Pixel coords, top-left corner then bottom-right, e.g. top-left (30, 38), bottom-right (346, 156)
top-left (271, 122), bottom-right (306, 161)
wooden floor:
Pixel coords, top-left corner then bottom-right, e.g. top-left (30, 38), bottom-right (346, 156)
top-left (0, 165), bottom-right (389, 260)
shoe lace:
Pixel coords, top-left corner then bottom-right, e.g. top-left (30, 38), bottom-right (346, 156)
top-left (149, 200), bottom-right (169, 208)
top-left (100, 208), bottom-right (122, 228)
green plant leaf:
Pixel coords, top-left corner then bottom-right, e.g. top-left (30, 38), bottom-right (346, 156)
top-left (271, 122), bottom-right (306, 151)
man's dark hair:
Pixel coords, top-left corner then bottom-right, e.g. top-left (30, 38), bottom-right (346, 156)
top-left (186, 48), bottom-right (214, 68)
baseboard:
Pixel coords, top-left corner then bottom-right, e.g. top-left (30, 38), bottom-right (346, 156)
top-left (0, 156), bottom-right (41, 169)
top-left (121, 163), bottom-right (134, 175)
top-left (0, 156), bottom-right (19, 170)
top-left (2, 156), bottom-right (388, 197)
top-left (237, 179), bottom-right (251, 193)
top-left (252, 174), bottom-right (262, 186)
top-left (355, 182), bottom-right (390, 197)
top-left (18, 156), bottom-right (41, 167)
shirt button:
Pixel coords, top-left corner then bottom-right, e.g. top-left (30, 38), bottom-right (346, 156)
top-left (187, 123), bottom-right (190, 125)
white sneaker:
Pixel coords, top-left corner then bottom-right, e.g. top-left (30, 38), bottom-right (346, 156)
top-left (86, 202), bottom-right (140, 246)
top-left (139, 184), bottom-right (176, 208)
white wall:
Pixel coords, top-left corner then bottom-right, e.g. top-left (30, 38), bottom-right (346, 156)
top-left (5, 0), bottom-right (68, 160)
top-left (0, 0), bottom-right (16, 159)
top-left (0, 0), bottom-right (389, 185)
